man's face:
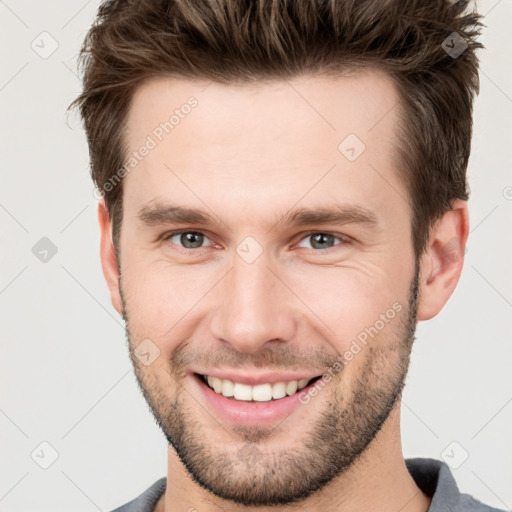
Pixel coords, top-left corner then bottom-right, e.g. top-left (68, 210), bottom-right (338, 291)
top-left (115, 71), bottom-right (419, 505)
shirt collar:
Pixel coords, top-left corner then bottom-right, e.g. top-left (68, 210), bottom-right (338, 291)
top-left (406, 457), bottom-right (460, 511)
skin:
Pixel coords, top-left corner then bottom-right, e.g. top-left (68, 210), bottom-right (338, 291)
top-left (98, 70), bottom-right (469, 512)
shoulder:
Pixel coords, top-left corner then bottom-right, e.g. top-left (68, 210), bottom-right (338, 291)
top-left (405, 458), bottom-right (507, 512)
top-left (108, 477), bottom-right (166, 512)
top-left (456, 492), bottom-right (508, 512)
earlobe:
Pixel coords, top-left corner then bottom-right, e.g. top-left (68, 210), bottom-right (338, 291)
top-left (98, 200), bottom-right (123, 316)
top-left (417, 200), bottom-right (469, 321)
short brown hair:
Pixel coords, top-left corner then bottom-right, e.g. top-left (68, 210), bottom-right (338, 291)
top-left (69, 0), bottom-right (484, 259)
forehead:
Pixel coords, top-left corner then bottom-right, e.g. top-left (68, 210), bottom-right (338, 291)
top-left (125, 69), bottom-right (400, 149)
top-left (121, 70), bottom-right (407, 227)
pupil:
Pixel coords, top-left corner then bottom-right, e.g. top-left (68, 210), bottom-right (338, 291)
top-left (182, 232), bottom-right (203, 248)
top-left (312, 233), bottom-right (332, 249)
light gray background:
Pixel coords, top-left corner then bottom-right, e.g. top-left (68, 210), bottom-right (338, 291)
top-left (1, 1), bottom-right (511, 511)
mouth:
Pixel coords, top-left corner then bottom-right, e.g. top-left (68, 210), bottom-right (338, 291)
top-left (190, 371), bottom-right (326, 426)
top-left (194, 372), bottom-right (323, 402)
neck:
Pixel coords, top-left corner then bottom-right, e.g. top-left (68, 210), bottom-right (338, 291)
top-left (158, 403), bottom-right (431, 512)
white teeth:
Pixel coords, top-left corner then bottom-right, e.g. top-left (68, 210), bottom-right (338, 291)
top-left (202, 375), bottom-right (314, 401)
top-left (272, 382), bottom-right (287, 399)
top-left (221, 378), bottom-right (235, 397)
top-left (233, 382), bottom-right (253, 401)
top-left (208, 376), bottom-right (223, 393)
top-left (252, 383), bottom-right (272, 401)
top-left (297, 378), bottom-right (309, 390)
top-left (285, 380), bottom-right (298, 395)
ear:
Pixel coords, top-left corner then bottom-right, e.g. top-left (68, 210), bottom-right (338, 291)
top-left (417, 199), bottom-right (469, 321)
top-left (98, 199), bottom-right (123, 316)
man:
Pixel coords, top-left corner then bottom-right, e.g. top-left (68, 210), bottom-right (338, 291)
top-left (69, 1), bottom-right (504, 511)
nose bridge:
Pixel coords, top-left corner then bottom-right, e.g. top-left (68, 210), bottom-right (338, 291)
top-left (211, 249), bottom-right (295, 352)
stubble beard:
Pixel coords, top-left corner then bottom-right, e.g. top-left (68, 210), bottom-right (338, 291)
top-left (120, 261), bottom-right (420, 506)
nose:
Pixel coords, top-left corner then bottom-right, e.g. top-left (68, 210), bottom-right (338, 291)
top-left (210, 252), bottom-right (297, 354)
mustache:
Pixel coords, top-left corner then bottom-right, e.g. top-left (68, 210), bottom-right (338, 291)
top-left (169, 340), bottom-right (338, 374)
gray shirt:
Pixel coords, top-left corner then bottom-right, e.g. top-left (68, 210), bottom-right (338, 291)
top-left (109, 458), bottom-right (506, 512)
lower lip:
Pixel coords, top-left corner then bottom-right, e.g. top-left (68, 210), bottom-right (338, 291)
top-left (190, 372), bottom-right (320, 427)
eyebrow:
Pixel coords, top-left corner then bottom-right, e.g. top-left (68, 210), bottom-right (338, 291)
top-left (137, 202), bottom-right (379, 230)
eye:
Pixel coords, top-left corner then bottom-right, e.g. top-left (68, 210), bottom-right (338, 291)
top-left (161, 230), bottom-right (349, 252)
top-left (295, 232), bottom-right (348, 251)
top-left (162, 230), bottom-right (211, 250)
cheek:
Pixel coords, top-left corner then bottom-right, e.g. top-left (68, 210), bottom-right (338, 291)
top-left (122, 259), bottom-right (213, 345)
top-left (121, 247), bottom-right (412, 359)
top-left (288, 263), bottom-right (408, 348)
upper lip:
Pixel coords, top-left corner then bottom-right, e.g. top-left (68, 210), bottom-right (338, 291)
top-left (190, 369), bottom-right (323, 386)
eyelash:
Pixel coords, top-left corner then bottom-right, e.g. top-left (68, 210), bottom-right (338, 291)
top-left (160, 230), bottom-right (350, 252)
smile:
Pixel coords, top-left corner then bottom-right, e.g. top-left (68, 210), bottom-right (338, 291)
top-left (199, 373), bottom-right (322, 402)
